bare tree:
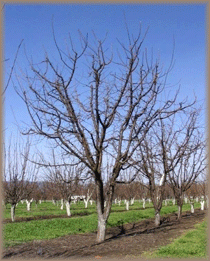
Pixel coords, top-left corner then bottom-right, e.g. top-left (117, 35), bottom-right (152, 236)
top-left (3, 137), bottom-right (37, 221)
top-left (136, 128), bottom-right (168, 226)
top-left (44, 150), bottom-right (88, 216)
top-left (158, 109), bottom-right (207, 220)
top-left (15, 24), bottom-right (194, 242)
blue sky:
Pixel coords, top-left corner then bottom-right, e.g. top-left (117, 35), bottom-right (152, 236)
top-left (3, 3), bottom-right (207, 152)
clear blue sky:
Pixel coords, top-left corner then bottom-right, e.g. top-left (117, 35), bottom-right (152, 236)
top-left (3, 3), bottom-right (207, 149)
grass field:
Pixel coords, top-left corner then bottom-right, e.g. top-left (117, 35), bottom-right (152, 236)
top-left (3, 200), bottom-right (202, 248)
top-left (142, 219), bottom-right (208, 258)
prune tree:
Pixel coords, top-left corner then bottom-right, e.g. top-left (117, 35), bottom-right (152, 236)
top-left (136, 125), bottom-right (169, 226)
top-left (43, 149), bottom-right (88, 215)
top-left (158, 109), bottom-right (206, 220)
top-left (16, 24), bottom-right (193, 242)
top-left (3, 137), bottom-right (37, 221)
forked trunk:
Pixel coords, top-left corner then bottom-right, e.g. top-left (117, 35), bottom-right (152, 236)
top-left (11, 204), bottom-right (16, 222)
top-left (26, 200), bottom-right (32, 211)
top-left (96, 215), bottom-right (107, 243)
top-left (95, 176), bottom-right (115, 243)
top-left (84, 200), bottom-right (88, 208)
top-left (155, 211), bottom-right (161, 226)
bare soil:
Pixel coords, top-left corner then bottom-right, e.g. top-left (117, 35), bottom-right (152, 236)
top-left (2, 208), bottom-right (207, 259)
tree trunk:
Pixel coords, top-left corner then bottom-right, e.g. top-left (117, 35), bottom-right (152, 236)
top-left (130, 198), bottom-right (135, 205)
top-left (177, 204), bottom-right (182, 220)
top-left (125, 200), bottom-right (129, 211)
top-left (84, 199), bottom-right (88, 208)
top-left (96, 215), bottom-right (107, 243)
top-left (201, 201), bottom-right (205, 211)
top-left (155, 211), bottom-right (161, 226)
top-left (60, 199), bottom-right (64, 210)
top-left (11, 204), bottom-right (16, 222)
top-left (65, 201), bottom-right (71, 216)
top-left (26, 200), bottom-right (32, 211)
top-left (143, 199), bottom-right (145, 209)
top-left (190, 203), bottom-right (194, 213)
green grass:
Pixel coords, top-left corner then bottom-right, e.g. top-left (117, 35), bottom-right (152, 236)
top-left (3, 201), bottom-right (97, 219)
top-left (3, 200), bottom-right (201, 220)
top-left (2, 200), bottom-right (203, 249)
top-left (142, 219), bottom-right (208, 259)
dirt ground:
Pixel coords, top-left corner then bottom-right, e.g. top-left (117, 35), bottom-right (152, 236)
top-left (2, 209), bottom-right (207, 259)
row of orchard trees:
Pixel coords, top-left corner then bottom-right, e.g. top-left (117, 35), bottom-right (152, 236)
top-left (3, 158), bottom-right (207, 222)
top-left (3, 24), bottom-right (207, 242)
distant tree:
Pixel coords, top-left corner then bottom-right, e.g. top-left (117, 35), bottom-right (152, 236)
top-left (161, 109), bottom-right (207, 220)
top-left (136, 128), bottom-right (168, 226)
top-left (44, 150), bottom-right (88, 216)
top-left (3, 137), bottom-right (37, 221)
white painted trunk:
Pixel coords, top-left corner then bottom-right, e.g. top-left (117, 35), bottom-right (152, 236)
top-left (21, 200), bottom-right (24, 204)
top-left (52, 199), bottom-right (55, 205)
top-left (165, 200), bottom-right (167, 206)
top-left (130, 198), bottom-right (135, 205)
top-left (196, 197), bottom-right (199, 202)
top-left (190, 203), bottom-right (194, 213)
top-left (114, 199), bottom-right (117, 204)
top-left (184, 197), bottom-right (188, 204)
top-left (118, 200), bottom-right (121, 206)
top-left (26, 200), bottom-right (32, 211)
top-left (155, 211), bottom-right (161, 226)
top-left (201, 201), bottom-right (205, 211)
top-left (96, 216), bottom-right (106, 243)
top-left (84, 200), bottom-right (88, 208)
top-left (11, 204), bottom-right (16, 222)
top-left (125, 200), bottom-right (129, 211)
top-left (39, 200), bottom-right (42, 204)
top-left (65, 201), bottom-right (71, 216)
top-left (60, 199), bottom-right (64, 210)
top-left (90, 200), bottom-right (93, 205)
top-left (172, 199), bottom-right (176, 205)
top-left (143, 199), bottom-right (145, 209)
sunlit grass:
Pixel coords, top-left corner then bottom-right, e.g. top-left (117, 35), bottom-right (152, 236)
top-left (3, 200), bottom-right (201, 220)
top-left (3, 201), bottom-right (202, 248)
top-left (142, 219), bottom-right (208, 258)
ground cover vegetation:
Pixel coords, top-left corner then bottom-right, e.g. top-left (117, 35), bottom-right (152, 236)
top-left (142, 219), bottom-right (208, 258)
top-left (3, 201), bottom-right (203, 248)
